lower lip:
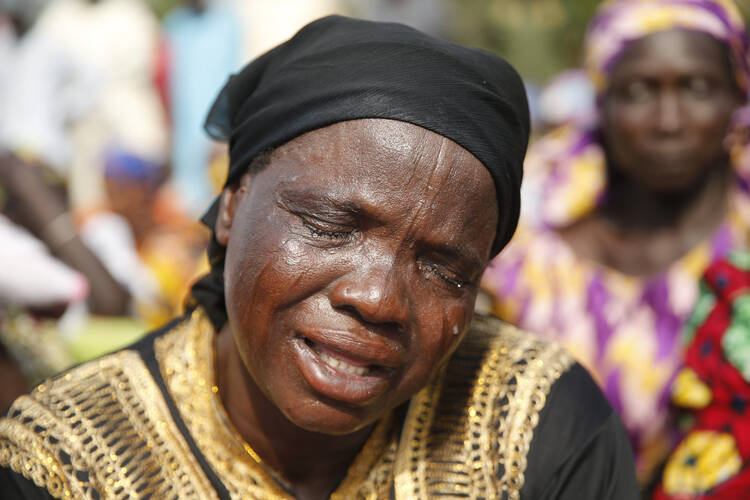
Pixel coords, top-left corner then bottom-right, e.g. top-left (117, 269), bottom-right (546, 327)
top-left (292, 338), bottom-right (392, 406)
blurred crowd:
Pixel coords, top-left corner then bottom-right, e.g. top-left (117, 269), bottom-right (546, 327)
top-left (0, 0), bottom-right (355, 404)
top-left (4, 0), bottom-right (750, 497)
top-left (0, 0), bottom-right (457, 398)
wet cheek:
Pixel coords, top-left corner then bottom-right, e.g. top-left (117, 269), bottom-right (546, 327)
top-left (238, 238), bottom-right (319, 318)
top-left (429, 303), bottom-right (472, 365)
top-left (444, 304), bottom-right (471, 341)
top-left (228, 238), bottom-right (322, 373)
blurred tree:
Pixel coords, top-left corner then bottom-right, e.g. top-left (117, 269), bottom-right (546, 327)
top-left (143, 0), bottom-right (750, 84)
top-left (147, 0), bottom-right (181, 19)
top-left (448, 0), bottom-right (600, 83)
top-left (736, 0), bottom-right (750, 20)
top-left (448, 0), bottom-right (750, 84)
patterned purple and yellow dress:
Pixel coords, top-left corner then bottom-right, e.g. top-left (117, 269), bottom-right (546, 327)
top-left (483, 0), bottom-right (750, 482)
top-left (482, 125), bottom-right (750, 481)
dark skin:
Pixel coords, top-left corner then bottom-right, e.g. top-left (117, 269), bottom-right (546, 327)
top-left (561, 30), bottom-right (745, 276)
top-left (0, 153), bottom-right (130, 315)
top-left (214, 119), bottom-right (498, 499)
top-left (0, 341), bottom-right (28, 414)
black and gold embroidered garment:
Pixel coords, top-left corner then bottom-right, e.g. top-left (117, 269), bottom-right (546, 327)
top-left (0, 308), bottom-right (638, 499)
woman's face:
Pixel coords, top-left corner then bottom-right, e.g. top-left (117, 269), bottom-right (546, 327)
top-left (601, 30), bottom-right (743, 192)
top-left (217, 119), bottom-right (498, 435)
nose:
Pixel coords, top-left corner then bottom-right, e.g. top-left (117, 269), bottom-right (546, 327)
top-left (329, 263), bottom-right (409, 330)
top-left (656, 91), bottom-right (683, 135)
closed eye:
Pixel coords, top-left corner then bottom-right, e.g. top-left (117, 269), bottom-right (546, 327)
top-left (303, 220), bottom-right (354, 241)
top-left (417, 260), bottom-right (470, 290)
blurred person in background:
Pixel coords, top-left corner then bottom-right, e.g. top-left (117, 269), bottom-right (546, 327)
top-left (0, 0), bottom-right (130, 316)
top-left (481, 0), bottom-right (750, 487)
top-left (0, 0), bottom-right (170, 311)
top-left (536, 69), bottom-right (596, 134)
top-left (0, 0), bottom-right (204, 408)
top-left (79, 148), bottom-right (211, 326)
top-left (23, 0), bottom-right (169, 213)
top-left (345, 0), bottom-right (449, 37)
top-left (231, 0), bottom-right (344, 61)
top-left (0, 0), bottom-right (130, 410)
top-left (162, 0), bottom-right (241, 215)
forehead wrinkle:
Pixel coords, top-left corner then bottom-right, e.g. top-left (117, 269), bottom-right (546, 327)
top-left (395, 135), bottom-right (462, 249)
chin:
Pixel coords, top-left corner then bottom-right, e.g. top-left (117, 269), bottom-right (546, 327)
top-left (280, 399), bottom-right (382, 436)
top-left (644, 175), bottom-right (703, 193)
top-left (634, 160), bottom-right (707, 192)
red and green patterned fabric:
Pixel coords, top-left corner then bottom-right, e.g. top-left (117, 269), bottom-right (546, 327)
top-left (655, 252), bottom-right (750, 498)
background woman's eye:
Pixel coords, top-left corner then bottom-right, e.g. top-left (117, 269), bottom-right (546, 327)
top-left (622, 80), bottom-right (652, 102)
top-left (684, 77), bottom-right (712, 97)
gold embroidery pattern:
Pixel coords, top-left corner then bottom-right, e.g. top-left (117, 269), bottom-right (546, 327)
top-left (155, 308), bottom-right (398, 500)
top-left (0, 350), bottom-right (218, 499)
top-left (395, 315), bottom-right (575, 500)
top-left (330, 412), bottom-right (398, 500)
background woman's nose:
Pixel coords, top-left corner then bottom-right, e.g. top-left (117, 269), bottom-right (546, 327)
top-left (329, 264), bottom-right (409, 329)
top-left (656, 91), bottom-right (683, 134)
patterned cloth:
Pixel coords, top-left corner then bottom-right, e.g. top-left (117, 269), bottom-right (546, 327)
top-left (483, 128), bottom-right (750, 481)
top-left (482, 0), bottom-right (750, 482)
top-left (655, 253), bottom-right (750, 498)
top-left (0, 308), bottom-right (640, 499)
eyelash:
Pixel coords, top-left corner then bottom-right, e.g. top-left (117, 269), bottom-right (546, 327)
top-left (303, 221), bottom-right (352, 240)
top-left (419, 261), bottom-right (468, 290)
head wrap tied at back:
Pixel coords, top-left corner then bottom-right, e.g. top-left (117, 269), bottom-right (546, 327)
top-left (585, 0), bottom-right (750, 96)
top-left (190, 15), bottom-right (530, 329)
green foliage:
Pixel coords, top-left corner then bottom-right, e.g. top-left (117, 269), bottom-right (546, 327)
top-left (447, 0), bottom-right (750, 84)
top-left (145, 0), bottom-right (181, 19)
top-left (142, 0), bottom-right (750, 83)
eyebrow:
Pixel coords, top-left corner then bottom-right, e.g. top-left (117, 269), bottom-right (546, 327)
top-left (276, 187), bottom-right (365, 217)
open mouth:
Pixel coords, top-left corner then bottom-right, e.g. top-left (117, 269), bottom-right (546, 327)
top-left (302, 337), bottom-right (389, 378)
top-left (293, 335), bottom-right (396, 405)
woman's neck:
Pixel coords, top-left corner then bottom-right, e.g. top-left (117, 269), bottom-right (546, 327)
top-left (599, 160), bottom-right (730, 231)
top-left (560, 160), bottom-right (732, 276)
top-left (214, 325), bottom-right (374, 500)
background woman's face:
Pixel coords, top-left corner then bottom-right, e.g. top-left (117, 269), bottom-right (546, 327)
top-left (601, 30), bottom-right (743, 192)
top-left (218, 119), bottom-right (497, 435)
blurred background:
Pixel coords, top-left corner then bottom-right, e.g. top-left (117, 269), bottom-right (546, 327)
top-left (1, 0), bottom-right (749, 404)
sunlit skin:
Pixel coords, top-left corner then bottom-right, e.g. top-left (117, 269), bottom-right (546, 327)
top-left (561, 30), bottom-right (744, 276)
top-left (214, 119), bottom-right (497, 499)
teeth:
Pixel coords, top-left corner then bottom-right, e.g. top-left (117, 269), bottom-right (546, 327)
top-left (316, 349), bottom-right (370, 376)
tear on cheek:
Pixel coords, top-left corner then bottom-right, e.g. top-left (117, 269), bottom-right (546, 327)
top-left (280, 238), bottom-right (306, 264)
top-left (444, 305), bottom-right (467, 339)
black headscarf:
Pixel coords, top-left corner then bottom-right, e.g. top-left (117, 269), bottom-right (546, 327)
top-left (190, 15), bottom-right (530, 330)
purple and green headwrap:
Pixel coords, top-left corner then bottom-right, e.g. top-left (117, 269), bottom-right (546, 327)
top-left (584, 0), bottom-right (750, 95)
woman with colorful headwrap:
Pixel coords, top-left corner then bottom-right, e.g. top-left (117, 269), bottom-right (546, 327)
top-left (482, 0), bottom-right (750, 486)
top-left (0, 15), bottom-right (638, 499)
